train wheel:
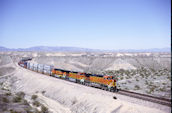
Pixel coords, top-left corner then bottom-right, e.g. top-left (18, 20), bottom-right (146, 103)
top-left (108, 88), bottom-right (111, 92)
top-left (116, 89), bottom-right (119, 92)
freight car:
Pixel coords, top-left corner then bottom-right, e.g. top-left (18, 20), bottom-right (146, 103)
top-left (19, 60), bottom-right (118, 92)
top-left (18, 61), bottom-right (27, 68)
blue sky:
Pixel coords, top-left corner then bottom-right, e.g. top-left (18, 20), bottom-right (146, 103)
top-left (0, 0), bottom-right (171, 50)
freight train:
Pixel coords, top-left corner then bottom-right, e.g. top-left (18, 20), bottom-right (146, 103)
top-left (18, 58), bottom-right (118, 92)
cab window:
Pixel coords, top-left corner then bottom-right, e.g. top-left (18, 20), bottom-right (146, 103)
top-left (107, 77), bottom-right (111, 80)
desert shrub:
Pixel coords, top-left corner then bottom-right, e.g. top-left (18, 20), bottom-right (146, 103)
top-left (149, 81), bottom-right (153, 86)
top-left (128, 75), bottom-right (132, 79)
top-left (41, 105), bottom-right (48, 113)
top-left (119, 69), bottom-right (125, 73)
top-left (149, 86), bottom-right (156, 92)
top-left (10, 109), bottom-right (18, 113)
top-left (41, 91), bottom-right (46, 94)
top-left (2, 97), bottom-right (9, 103)
top-left (150, 68), bottom-right (155, 72)
top-left (122, 82), bottom-right (126, 84)
top-left (1, 87), bottom-right (6, 90)
top-left (146, 90), bottom-right (151, 94)
top-left (23, 99), bottom-right (29, 105)
top-left (31, 95), bottom-right (38, 100)
top-left (24, 108), bottom-right (33, 113)
top-left (162, 83), bottom-right (166, 85)
top-left (13, 96), bottom-right (22, 103)
top-left (140, 73), bottom-right (144, 78)
top-left (167, 76), bottom-right (171, 80)
top-left (72, 98), bottom-right (77, 105)
top-left (145, 80), bottom-right (149, 85)
top-left (159, 88), bottom-right (165, 92)
top-left (16, 91), bottom-right (25, 98)
top-left (0, 82), bottom-right (3, 86)
top-left (5, 92), bottom-right (11, 96)
top-left (33, 100), bottom-right (40, 107)
top-left (125, 76), bottom-right (130, 79)
top-left (35, 109), bottom-right (41, 113)
top-left (125, 70), bottom-right (130, 75)
top-left (134, 85), bottom-right (140, 90)
top-left (12, 91), bottom-right (25, 103)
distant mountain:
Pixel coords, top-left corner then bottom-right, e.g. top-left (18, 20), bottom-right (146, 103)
top-left (0, 46), bottom-right (103, 52)
top-left (0, 46), bottom-right (9, 51)
top-left (22, 46), bottom-right (103, 52)
top-left (113, 48), bottom-right (171, 52)
top-left (0, 46), bottom-right (170, 52)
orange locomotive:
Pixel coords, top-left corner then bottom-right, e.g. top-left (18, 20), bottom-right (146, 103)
top-left (51, 68), bottom-right (117, 92)
top-left (89, 75), bottom-right (116, 91)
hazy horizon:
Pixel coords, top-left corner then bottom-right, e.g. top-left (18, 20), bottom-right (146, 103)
top-left (0, 46), bottom-right (171, 52)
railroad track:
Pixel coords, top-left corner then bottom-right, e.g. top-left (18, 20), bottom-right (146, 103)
top-left (117, 89), bottom-right (171, 107)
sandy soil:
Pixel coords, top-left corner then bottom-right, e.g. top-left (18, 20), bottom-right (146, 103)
top-left (106, 59), bottom-right (136, 70)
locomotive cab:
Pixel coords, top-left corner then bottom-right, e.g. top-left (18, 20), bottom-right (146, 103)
top-left (104, 76), bottom-right (117, 92)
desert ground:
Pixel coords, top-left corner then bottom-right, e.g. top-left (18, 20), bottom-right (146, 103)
top-left (0, 51), bottom-right (171, 113)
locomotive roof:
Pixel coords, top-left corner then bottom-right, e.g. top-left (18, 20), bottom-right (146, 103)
top-left (54, 68), bottom-right (65, 71)
top-left (21, 57), bottom-right (32, 61)
top-left (91, 74), bottom-right (104, 77)
top-left (53, 68), bottom-right (111, 77)
top-left (61, 70), bottom-right (71, 73)
top-left (70, 71), bottom-right (79, 73)
top-left (85, 73), bottom-right (92, 77)
top-left (54, 68), bottom-right (72, 73)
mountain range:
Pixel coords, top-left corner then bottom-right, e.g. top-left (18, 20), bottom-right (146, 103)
top-left (0, 46), bottom-right (170, 52)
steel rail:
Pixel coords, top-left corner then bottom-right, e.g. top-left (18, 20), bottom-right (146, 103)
top-left (117, 89), bottom-right (171, 107)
